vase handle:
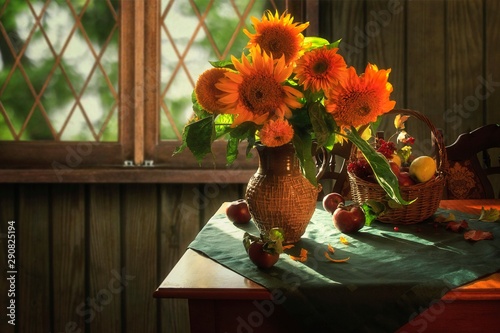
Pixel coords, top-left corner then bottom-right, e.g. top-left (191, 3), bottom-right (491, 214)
top-left (315, 146), bottom-right (329, 182)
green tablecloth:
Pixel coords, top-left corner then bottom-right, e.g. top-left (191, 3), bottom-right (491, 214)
top-left (189, 205), bottom-right (500, 332)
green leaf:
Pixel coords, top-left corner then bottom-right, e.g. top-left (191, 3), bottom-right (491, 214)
top-left (371, 115), bottom-right (383, 133)
top-left (346, 127), bottom-right (414, 205)
top-left (308, 102), bottom-right (331, 146)
top-left (365, 199), bottom-right (386, 215)
top-left (304, 36), bottom-right (330, 49)
top-left (229, 121), bottom-right (258, 140)
top-left (173, 140), bottom-right (187, 155)
top-left (289, 107), bottom-right (312, 131)
top-left (177, 116), bottom-right (215, 163)
top-left (246, 136), bottom-right (256, 158)
top-left (226, 136), bottom-right (240, 165)
top-left (267, 227), bottom-right (285, 242)
top-left (327, 38), bottom-right (342, 49)
top-left (293, 132), bottom-right (318, 187)
top-left (265, 228), bottom-right (285, 254)
top-left (214, 114), bottom-right (234, 138)
top-left (209, 59), bottom-right (234, 69)
top-left (361, 199), bottom-right (386, 226)
top-left (243, 232), bottom-right (260, 253)
top-left (361, 204), bottom-right (377, 227)
top-left (323, 131), bottom-right (338, 151)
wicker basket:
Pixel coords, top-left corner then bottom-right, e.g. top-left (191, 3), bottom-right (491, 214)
top-left (348, 109), bottom-right (446, 224)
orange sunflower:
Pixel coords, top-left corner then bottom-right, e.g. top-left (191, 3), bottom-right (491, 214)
top-left (325, 63), bottom-right (396, 130)
top-left (243, 11), bottom-right (309, 65)
top-left (194, 68), bottom-right (229, 113)
top-left (259, 118), bottom-right (294, 147)
top-left (294, 47), bottom-right (348, 93)
top-left (216, 46), bottom-right (303, 126)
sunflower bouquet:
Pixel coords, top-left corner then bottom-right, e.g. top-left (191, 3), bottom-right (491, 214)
top-left (175, 11), bottom-right (410, 205)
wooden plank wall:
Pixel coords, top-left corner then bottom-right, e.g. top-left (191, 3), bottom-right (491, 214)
top-left (1, 1), bottom-right (499, 333)
top-left (0, 183), bottom-right (243, 333)
top-left (322, 0), bottom-right (500, 191)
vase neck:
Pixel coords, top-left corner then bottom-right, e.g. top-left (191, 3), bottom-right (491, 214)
top-left (256, 143), bottom-right (301, 176)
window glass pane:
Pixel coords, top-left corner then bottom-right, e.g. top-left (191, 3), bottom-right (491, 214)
top-left (0, 0), bottom-right (119, 142)
top-left (159, 0), bottom-right (282, 140)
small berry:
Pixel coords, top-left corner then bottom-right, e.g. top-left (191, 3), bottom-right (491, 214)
top-left (377, 139), bottom-right (397, 158)
top-left (393, 226), bottom-right (399, 232)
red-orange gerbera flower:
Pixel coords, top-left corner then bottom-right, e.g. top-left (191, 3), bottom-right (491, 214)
top-left (194, 68), bottom-right (229, 113)
top-left (294, 47), bottom-right (348, 93)
top-left (259, 118), bottom-right (294, 147)
top-left (216, 46), bottom-right (303, 126)
top-left (325, 63), bottom-right (396, 129)
top-left (244, 11), bottom-right (309, 65)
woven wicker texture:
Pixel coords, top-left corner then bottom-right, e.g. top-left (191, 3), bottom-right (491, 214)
top-left (246, 173), bottom-right (319, 243)
top-left (348, 109), bottom-right (447, 224)
top-left (245, 143), bottom-right (322, 243)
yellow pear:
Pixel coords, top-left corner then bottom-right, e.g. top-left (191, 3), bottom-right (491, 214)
top-left (409, 156), bottom-right (436, 183)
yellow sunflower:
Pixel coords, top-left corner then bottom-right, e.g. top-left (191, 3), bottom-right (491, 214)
top-left (294, 47), bottom-right (348, 93)
top-left (243, 11), bottom-right (309, 65)
top-left (325, 63), bottom-right (396, 130)
top-left (194, 68), bottom-right (229, 113)
top-left (216, 46), bottom-right (303, 126)
top-left (259, 118), bottom-right (294, 147)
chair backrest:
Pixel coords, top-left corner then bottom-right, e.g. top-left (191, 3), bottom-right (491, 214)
top-left (317, 141), bottom-right (352, 200)
top-left (445, 124), bottom-right (500, 199)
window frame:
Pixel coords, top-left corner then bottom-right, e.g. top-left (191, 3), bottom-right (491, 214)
top-left (0, 0), bottom-right (312, 183)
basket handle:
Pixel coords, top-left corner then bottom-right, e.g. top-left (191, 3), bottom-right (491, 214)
top-left (351, 109), bottom-right (447, 172)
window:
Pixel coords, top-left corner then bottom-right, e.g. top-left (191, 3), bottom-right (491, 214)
top-left (0, 0), bottom-right (127, 170)
top-left (0, 0), bottom-right (305, 182)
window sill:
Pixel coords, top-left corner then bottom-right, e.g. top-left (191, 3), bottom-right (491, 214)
top-left (0, 167), bottom-right (257, 184)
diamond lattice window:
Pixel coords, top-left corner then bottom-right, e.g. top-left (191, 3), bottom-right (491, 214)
top-left (0, 0), bottom-right (292, 173)
top-left (159, 0), bottom-right (283, 140)
top-left (0, 0), bottom-right (119, 142)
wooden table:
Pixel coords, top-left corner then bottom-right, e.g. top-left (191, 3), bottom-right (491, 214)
top-left (154, 200), bottom-right (500, 333)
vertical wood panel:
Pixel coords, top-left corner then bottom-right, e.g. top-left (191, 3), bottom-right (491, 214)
top-left (200, 183), bottom-right (242, 226)
top-left (0, 185), bottom-right (16, 333)
top-left (406, 0), bottom-right (447, 156)
top-left (366, 0), bottom-right (406, 109)
top-left (88, 184), bottom-right (122, 333)
top-left (123, 184), bottom-right (157, 333)
top-left (485, 0), bottom-right (500, 125)
top-left (327, 0), bottom-right (367, 71)
top-left (444, 0), bottom-right (484, 143)
top-left (159, 184), bottom-right (199, 333)
top-left (51, 184), bottom-right (86, 333)
top-left (18, 184), bottom-right (51, 333)
top-left (406, 0), bottom-right (447, 114)
top-left (485, 0), bottom-right (500, 197)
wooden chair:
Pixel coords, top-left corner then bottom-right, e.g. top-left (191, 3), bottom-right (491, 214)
top-left (317, 141), bottom-right (352, 200)
top-left (445, 124), bottom-right (500, 199)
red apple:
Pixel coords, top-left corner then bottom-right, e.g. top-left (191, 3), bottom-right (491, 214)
top-left (397, 171), bottom-right (415, 187)
top-left (247, 241), bottom-right (279, 269)
top-left (226, 199), bottom-right (251, 224)
top-left (322, 192), bottom-right (345, 214)
top-left (389, 161), bottom-right (400, 176)
top-left (332, 204), bottom-right (366, 234)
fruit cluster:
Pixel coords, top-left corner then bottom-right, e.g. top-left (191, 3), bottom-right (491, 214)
top-left (348, 119), bottom-right (438, 187)
top-left (322, 192), bottom-right (366, 234)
